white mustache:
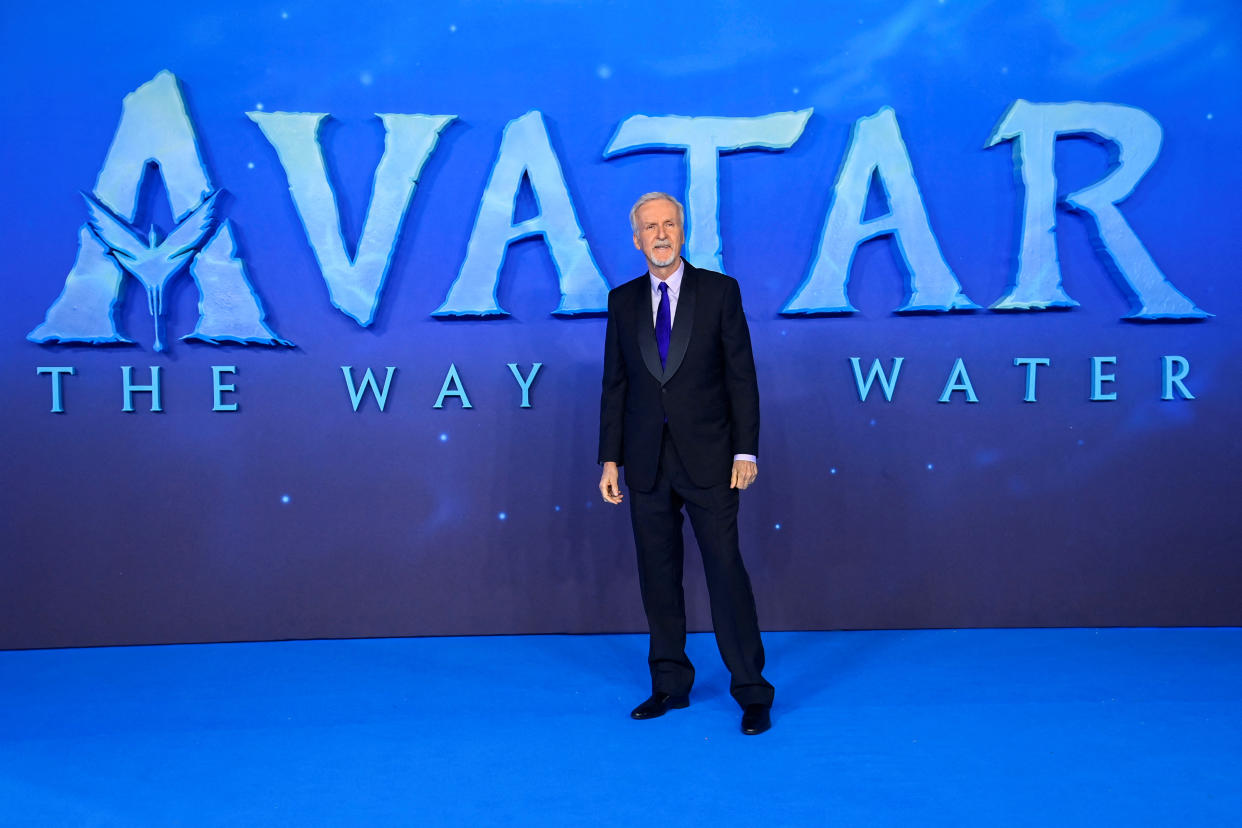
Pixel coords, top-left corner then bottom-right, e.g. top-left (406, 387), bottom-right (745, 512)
top-left (654, 241), bottom-right (672, 249)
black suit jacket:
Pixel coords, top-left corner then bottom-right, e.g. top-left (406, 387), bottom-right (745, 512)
top-left (598, 260), bottom-right (760, 492)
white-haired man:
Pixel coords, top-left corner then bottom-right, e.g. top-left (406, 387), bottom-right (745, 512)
top-left (598, 192), bottom-right (774, 735)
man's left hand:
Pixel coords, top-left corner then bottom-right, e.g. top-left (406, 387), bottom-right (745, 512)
top-left (730, 459), bottom-right (757, 490)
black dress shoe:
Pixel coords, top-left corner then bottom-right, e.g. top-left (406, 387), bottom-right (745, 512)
top-left (630, 692), bottom-right (690, 720)
top-left (740, 703), bottom-right (771, 735)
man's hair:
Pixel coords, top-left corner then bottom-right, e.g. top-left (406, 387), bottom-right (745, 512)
top-left (629, 192), bottom-right (685, 236)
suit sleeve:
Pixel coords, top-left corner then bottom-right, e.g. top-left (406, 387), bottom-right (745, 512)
top-left (722, 277), bottom-right (760, 458)
top-left (598, 290), bottom-right (627, 465)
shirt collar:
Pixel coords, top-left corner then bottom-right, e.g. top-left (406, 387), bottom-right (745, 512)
top-left (650, 259), bottom-right (685, 297)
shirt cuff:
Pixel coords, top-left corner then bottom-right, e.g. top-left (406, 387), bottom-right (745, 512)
top-left (732, 454), bottom-right (757, 464)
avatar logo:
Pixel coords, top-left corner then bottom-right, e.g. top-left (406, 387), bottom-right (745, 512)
top-left (30, 72), bottom-right (290, 352)
top-left (81, 189), bottom-right (221, 352)
top-left (29, 71), bottom-right (1209, 354)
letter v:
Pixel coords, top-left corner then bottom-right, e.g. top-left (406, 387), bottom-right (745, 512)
top-left (250, 112), bottom-right (455, 325)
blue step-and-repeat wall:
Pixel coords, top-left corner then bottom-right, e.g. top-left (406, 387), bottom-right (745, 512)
top-left (2, 1), bottom-right (1239, 648)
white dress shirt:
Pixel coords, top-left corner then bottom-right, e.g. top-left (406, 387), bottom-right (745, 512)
top-left (649, 260), bottom-right (685, 325)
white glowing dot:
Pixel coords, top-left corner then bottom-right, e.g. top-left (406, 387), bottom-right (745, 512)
top-left (830, 468), bottom-right (837, 475)
top-left (597, 64), bottom-right (612, 80)
top-left (247, 162), bottom-right (255, 170)
top-left (449, 23), bottom-right (457, 32)
top-left (554, 505), bottom-right (561, 512)
top-left (498, 512), bottom-right (507, 521)
top-left (280, 494), bottom-right (291, 504)
top-left (1206, 113), bottom-right (1214, 120)
top-left (792, 87), bottom-right (800, 95)
top-left (774, 523), bottom-right (782, 530)
top-left (926, 463), bottom-right (934, 470)
top-left (281, 11), bottom-right (288, 19)
top-left (439, 433), bottom-right (448, 442)
top-left (360, 71), bottom-right (373, 86)
top-left (255, 102), bottom-right (264, 110)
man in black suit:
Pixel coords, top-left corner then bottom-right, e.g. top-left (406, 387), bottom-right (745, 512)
top-left (598, 192), bottom-right (774, 735)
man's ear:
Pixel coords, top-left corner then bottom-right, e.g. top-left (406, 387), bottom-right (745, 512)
top-left (633, 234), bottom-right (642, 251)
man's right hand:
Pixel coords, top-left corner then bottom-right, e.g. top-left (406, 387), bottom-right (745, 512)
top-left (599, 462), bottom-right (624, 505)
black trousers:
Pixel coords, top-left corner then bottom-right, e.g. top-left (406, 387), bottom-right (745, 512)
top-left (627, 429), bottom-right (774, 708)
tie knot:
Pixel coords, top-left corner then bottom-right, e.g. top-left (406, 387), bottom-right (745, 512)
top-left (658, 282), bottom-right (668, 295)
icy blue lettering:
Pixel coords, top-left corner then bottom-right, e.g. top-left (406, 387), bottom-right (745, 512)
top-left (30, 71), bottom-right (285, 349)
top-left (122, 366), bottom-right (162, 412)
top-left (436, 111), bottom-right (607, 317)
top-left (1091, 356), bottom-right (1118, 401)
top-left (1014, 357), bottom-right (1050, 403)
top-left (849, 357), bottom-right (904, 402)
top-left (605, 110), bottom-right (811, 272)
top-left (785, 107), bottom-right (977, 315)
top-left (939, 358), bottom-right (979, 403)
top-left (212, 365), bottom-right (238, 412)
top-left (508, 362), bottom-right (543, 408)
top-left (186, 223), bottom-right (291, 346)
top-left (986, 100), bottom-right (1208, 320)
top-left (1162, 355), bottom-right (1193, 400)
top-left (37, 366), bottom-right (75, 414)
top-left (342, 366), bottom-right (396, 412)
top-left (251, 111), bottom-right (454, 325)
top-left (434, 364), bottom-right (472, 409)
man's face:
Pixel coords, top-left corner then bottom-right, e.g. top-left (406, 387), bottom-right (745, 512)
top-left (632, 199), bottom-right (684, 272)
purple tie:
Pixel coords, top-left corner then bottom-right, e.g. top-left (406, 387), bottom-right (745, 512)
top-left (655, 282), bottom-right (671, 369)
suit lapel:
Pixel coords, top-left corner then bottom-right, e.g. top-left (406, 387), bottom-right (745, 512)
top-left (635, 277), bottom-right (664, 382)
top-left (661, 262), bottom-right (695, 383)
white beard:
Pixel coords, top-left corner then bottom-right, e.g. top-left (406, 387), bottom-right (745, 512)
top-left (650, 247), bottom-right (677, 268)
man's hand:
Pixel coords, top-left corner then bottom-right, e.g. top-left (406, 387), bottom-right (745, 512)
top-left (599, 462), bottom-right (624, 504)
top-left (730, 459), bottom-right (758, 490)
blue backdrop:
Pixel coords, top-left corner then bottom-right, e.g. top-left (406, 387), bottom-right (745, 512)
top-left (2, 0), bottom-right (1239, 648)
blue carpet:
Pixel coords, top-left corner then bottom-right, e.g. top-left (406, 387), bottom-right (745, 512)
top-left (1, 629), bottom-right (1240, 826)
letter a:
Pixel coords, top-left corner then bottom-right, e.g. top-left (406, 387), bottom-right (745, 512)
top-left (31, 71), bottom-right (287, 349)
top-left (435, 111), bottom-right (609, 317)
top-left (784, 107), bottom-right (977, 315)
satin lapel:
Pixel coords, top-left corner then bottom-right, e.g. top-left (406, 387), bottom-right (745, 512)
top-left (662, 264), bottom-right (695, 383)
top-left (635, 278), bottom-right (663, 382)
